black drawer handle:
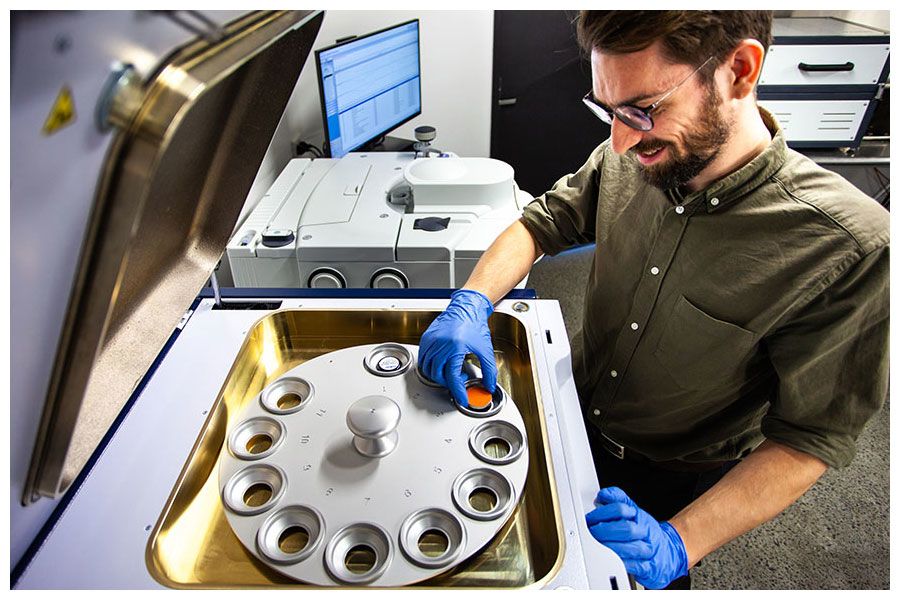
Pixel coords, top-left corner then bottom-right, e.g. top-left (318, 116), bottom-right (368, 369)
top-left (798, 61), bottom-right (855, 72)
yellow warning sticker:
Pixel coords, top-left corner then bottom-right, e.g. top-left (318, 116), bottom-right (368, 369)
top-left (42, 85), bottom-right (76, 135)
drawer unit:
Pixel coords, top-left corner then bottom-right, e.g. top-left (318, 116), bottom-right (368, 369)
top-left (759, 44), bottom-right (888, 89)
top-left (758, 17), bottom-right (889, 149)
top-left (759, 98), bottom-right (872, 144)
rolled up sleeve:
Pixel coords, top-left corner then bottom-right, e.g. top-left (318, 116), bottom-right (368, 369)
top-left (519, 142), bottom-right (606, 256)
top-left (762, 245), bottom-right (889, 468)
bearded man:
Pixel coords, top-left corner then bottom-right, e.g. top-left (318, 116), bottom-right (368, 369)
top-left (417, 11), bottom-right (889, 589)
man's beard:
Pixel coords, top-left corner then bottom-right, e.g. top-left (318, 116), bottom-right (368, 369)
top-left (632, 86), bottom-right (730, 190)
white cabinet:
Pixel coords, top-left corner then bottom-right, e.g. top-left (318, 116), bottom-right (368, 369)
top-left (758, 17), bottom-right (889, 149)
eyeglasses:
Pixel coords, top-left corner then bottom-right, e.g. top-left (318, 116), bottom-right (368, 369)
top-left (582, 56), bottom-right (715, 132)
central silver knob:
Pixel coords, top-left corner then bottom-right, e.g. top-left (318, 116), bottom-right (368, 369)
top-left (346, 395), bottom-right (401, 457)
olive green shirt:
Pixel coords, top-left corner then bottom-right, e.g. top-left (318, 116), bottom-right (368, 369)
top-left (520, 109), bottom-right (889, 468)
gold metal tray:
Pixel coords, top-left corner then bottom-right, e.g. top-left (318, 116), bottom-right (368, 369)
top-left (146, 308), bottom-right (564, 588)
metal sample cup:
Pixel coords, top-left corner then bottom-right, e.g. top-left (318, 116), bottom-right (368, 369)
top-left (399, 508), bottom-right (466, 568)
top-left (468, 420), bottom-right (526, 466)
top-left (260, 376), bottom-right (314, 415)
top-left (256, 505), bottom-right (324, 564)
top-left (324, 523), bottom-right (393, 584)
top-left (363, 343), bottom-right (412, 377)
top-left (451, 468), bottom-right (514, 521)
top-left (228, 416), bottom-right (285, 461)
top-left (222, 464), bottom-right (286, 516)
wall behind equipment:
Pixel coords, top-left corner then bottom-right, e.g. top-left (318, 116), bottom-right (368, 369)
top-left (237, 10), bottom-right (493, 228)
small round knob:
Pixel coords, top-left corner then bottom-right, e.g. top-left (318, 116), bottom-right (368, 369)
top-left (346, 396), bottom-right (401, 457)
top-left (414, 125), bottom-right (436, 142)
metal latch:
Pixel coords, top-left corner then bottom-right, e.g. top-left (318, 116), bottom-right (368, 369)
top-left (176, 309), bottom-right (194, 330)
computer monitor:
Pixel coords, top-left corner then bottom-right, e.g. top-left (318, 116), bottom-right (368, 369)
top-left (315, 20), bottom-right (422, 158)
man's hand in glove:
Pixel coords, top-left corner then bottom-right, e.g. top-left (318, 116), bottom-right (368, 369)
top-left (586, 486), bottom-right (689, 589)
top-left (418, 289), bottom-right (497, 408)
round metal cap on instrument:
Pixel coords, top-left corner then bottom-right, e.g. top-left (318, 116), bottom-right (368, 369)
top-left (370, 269), bottom-right (408, 289)
top-left (414, 125), bottom-right (436, 142)
top-left (308, 268), bottom-right (345, 289)
top-left (346, 395), bottom-right (401, 457)
top-left (363, 343), bottom-right (412, 377)
top-left (377, 356), bottom-right (401, 372)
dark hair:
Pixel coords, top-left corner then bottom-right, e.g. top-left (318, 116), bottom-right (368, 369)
top-left (576, 11), bottom-right (773, 84)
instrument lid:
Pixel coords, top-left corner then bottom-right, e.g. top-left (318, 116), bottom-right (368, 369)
top-left (25, 10), bottom-right (324, 502)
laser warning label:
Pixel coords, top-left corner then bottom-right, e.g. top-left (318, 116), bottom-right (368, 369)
top-left (43, 85), bottom-right (76, 135)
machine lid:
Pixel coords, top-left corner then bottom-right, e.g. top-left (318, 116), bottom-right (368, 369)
top-left (24, 10), bottom-right (325, 502)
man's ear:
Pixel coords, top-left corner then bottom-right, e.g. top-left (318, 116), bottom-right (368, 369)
top-left (725, 39), bottom-right (766, 100)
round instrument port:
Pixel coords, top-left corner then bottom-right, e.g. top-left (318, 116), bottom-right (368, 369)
top-left (261, 377), bottom-right (313, 415)
top-left (451, 468), bottom-right (514, 521)
top-left (363, 343), bottom-right (412, 377)
top-left (324, 523), bottom-right (392, 584)
top-left (228, 417), bottom-right (285, 461)
top-left (308, 268), bottom-right (346, 289)
top-left (370, 269), bottom-right (408, 289)
top-left (257, 505), bottom-right (324, 564)
top-left (222, 464), bottom-right (285, 516)
top-left (398, 508), bottom-right (466, 568)
top-left (468, 420), bottom-right (526, 466)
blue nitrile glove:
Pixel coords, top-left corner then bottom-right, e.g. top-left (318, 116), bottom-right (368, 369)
top-left (418, 289), bottom-right (497, 408)
top-left (586, 487), bottom-right (689, 589)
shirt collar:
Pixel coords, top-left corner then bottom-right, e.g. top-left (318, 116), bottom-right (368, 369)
top-left (669, 106), bottom-right (787, 213)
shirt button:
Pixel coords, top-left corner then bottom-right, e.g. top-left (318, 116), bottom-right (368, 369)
top-left (593, 409), bottom-right (600, 416)
top-left (630, 322), bottom-right (639, 331)
top-left (611, 370), bottom-right (618, 378)
top-left (650, 266), bottom-right (660, 275)
top-left (675, 205), bottom-right (685, 215)
top-left (710, 197), bottom-right (720, 207)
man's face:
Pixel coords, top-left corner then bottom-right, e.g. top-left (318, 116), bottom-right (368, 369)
top-left (591, 43), bottom-right (731, 190)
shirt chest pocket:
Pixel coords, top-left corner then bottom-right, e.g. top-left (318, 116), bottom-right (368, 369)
top-left (653, 296), bottom-right (757, 391)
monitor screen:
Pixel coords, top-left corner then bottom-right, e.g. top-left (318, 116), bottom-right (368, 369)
top-left (315, 20), bottom-right (422, 158)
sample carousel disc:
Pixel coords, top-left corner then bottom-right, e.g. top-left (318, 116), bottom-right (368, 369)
top-left (218, 343), bottom-right (529, 586)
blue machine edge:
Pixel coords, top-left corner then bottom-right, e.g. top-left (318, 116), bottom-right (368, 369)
top-left (198, 287), bottom-right (539, 300)
top-left (11, 297), bottom-right (203, 587)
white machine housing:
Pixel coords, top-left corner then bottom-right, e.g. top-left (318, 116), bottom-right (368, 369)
top-left (13, 296), bottom-right (630, 590)
top-left (11, 10), bottom-right (628, 590)
top-left (226, 152), bottom-right (533, 289)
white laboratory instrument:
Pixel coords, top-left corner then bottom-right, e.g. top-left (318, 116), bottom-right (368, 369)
top-left (10, 9), bottom-right (628, 590)
top-left (226, 153), bottom-right (533, 289)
